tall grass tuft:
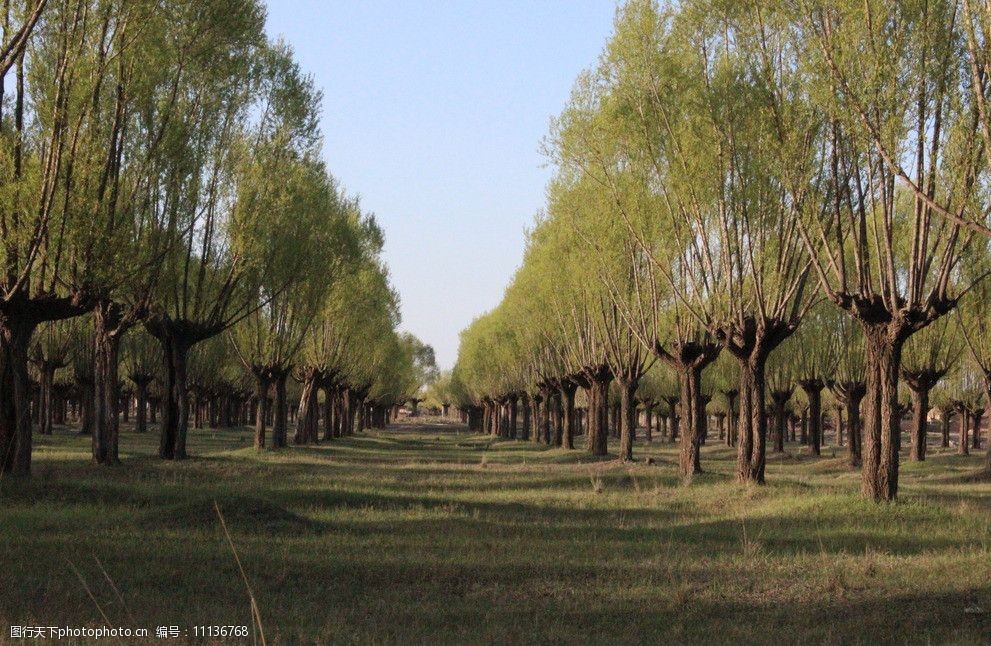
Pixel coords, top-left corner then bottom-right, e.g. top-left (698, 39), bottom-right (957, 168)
top-left (214, 501), bottom-right (267, 646)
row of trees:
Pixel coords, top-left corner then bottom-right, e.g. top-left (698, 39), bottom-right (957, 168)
top-left (0, 0), bottom-right (428, 475)
top-left (452, 0), bottom-right (991, 502)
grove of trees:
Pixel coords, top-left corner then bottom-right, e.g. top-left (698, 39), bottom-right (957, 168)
top-left (0, 0), bottom-right (430, 475)
top-left (452, 0), bottom-right (991, 502)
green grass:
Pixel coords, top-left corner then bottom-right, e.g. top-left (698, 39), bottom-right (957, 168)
top-left (1, 420), bottom-right (990, 644)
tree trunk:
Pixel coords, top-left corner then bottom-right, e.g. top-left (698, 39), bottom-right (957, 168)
top-left (530, 395), bottom-right (541, 444)
top-left (294, 373), bottom-right (318, 445)
top-left (909, 387), bottom-right (929, 462)
top-left (134, 380), bottom-right (149, 434)
top-left (92, 312), bottom-right (123, 464)
top-left (561, 383), bottom-right (576, 450)
top-left (618, 376), bottom-right (639, 461)
top-left (271, 371), bottom-right (289, 448)
top-left (736, 357), bottom-right (768, 483)
top-left (860, 326), bottom-right (903, 501)
top-left (38, 366), bottom-right (54, 435)
top-left (723, 391), bottom-right (738, 448)
top-left (254, 375), bottom-right (270, 449)
top-left (799, 382), bottom-right (824, 457)
top-left (521, 394), bottom-right (531, 441)
top-left (157, 334), bottom-right (191, 460)
top-left (958, 408), bottom-right (970, 456)
top-left (552, 392), bottom-right (563, 446)
top-left (322, 384), bottom-right (335, 441)
top-left (587, 375), bottom-right (610, 456)
top-left (508, 396), bottom-right (518, 440)
top-left (0, 318), bottom-right (37, 475)
top-left (771, 392), bottom-right (791, 454)
top-left (678, 365), bottom-right (705, 482)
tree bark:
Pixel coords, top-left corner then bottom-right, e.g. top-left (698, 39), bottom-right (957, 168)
top-left (860, 326), bottom-right (904, 501)
top-left (770, 390), bottom-right (792, 454)
top-left (0, 318), bottom-right (36, 475)
top-left (254, 375), bottom-right (270, 449)
top-left (940, 407), bottom-right (952, 448)
top-left (736, 357), bottom-right (768, 483)
top-left (132, 377), bottom-right (150, 433)
top-left (530, 394), bottom-right (542, 444)
top-left (37, 365), bottom-right (55, 435)
top-left (680, 366), bottom-right (703, 480)
top-left (92, 319), bottom-right (122, 465)
top-left (799, 381), bottom-right (824, 456)
top-left (584, 369), bottom-right (611, 456)
top-left (321, 383), bottom-right (335, 441)
top-left (957, 405), bottom-right (970, 456)
top-left (294, 371), bottom-right (319, 445)
top-left (521, 393), bottom-right (531, 441)
top-left (508, 394), bottom-right (518, 440)
top-left (271, 370), bottom-right (289, 448)
top-left (909, 388), bottom-right (929, 462)
top-left (560, 381), bottom-right (577, 450)
top-left (156, 333), bottom-right (191, 460)
top-left (618, 376), bottom-right (639, 461)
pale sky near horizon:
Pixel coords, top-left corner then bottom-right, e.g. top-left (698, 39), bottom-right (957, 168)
top-left (264, 0), bottom-right (617, 369)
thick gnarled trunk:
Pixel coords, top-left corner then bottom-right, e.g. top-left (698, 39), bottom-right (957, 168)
top-left (677, 365), bottom-right (706, 481)
top-left (736, 358), bottom-right (768, 483)
top-left (0, 319), bottom-right (36, 475)
top-left (860, 325), bottom-right (904, 502)
top-left (155, 333), bottom-right (191, 460)
top-left (93, 305), bottom-right (125, 465)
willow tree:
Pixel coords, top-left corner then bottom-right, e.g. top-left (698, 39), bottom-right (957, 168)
top-left (230, 163), bottom-right (347, 449)
top-left (706, 355), bottom-right (739, 448)
top-left (144, 33), bottom-right (325, 460)
top-left (424, 371), bottom-right (455, 417)
top-left (551, 170), bottom-right (655, 461)
top-left (786, 305), bottom-right (842, 456)
top-left (0, 0), bottom-right (152, 474)
top-left (765, 360), bottom-right (795, 455)
top-left (546, 8), bottom-right (716, 476)
top-left (454, 312), bottom-right (503, 436)
top-left (296, 208), bottom-right (397, 440)
top-left (802, 0), bottom-right (981, 500)
top-left (901, 318), bottom-right (959, 461)
top-left (942, 366), bottom-right (985, 456)
top-left (365, 330), bottom-right (421, 428)
top-left (121, 329), bottom-right (159, 435)
top-left (399, 332), bottom-right (440, 417)
top-left (29, 320), bottom-right (73, 436)
top-left (827, 318), bottom-right (867, 467)
top-left (548, 1), bottom-right (819, 482)
top-left (803, 0), bottom-right (990, 242)
top-left (78, 0), bottom-right (241, 466)
top-left (958, 283), bottom-right (991, 469)
top-left (503, 214), bottom-right (594, 451)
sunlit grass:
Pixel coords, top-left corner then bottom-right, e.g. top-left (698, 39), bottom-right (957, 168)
top-left (1, 420), bottom-right (989, 643)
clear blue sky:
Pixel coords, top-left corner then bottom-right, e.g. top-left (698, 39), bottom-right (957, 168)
top-left (264, 0), bottom-right (617, 369)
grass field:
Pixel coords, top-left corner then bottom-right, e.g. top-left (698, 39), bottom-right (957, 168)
top-left (1, 419), bottom-right (990, 644)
